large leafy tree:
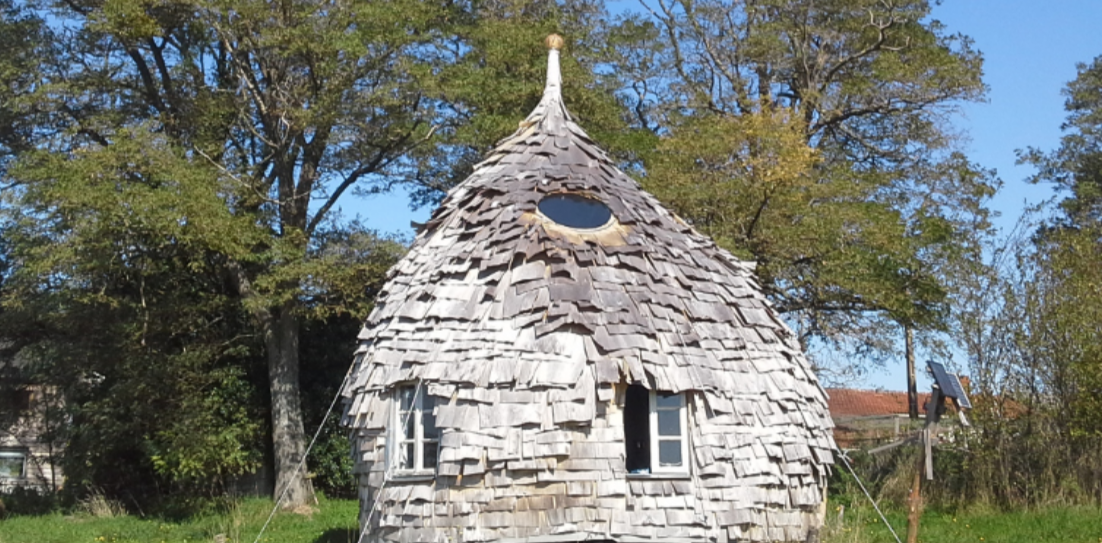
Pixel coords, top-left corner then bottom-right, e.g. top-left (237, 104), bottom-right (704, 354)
top-left (3, 127), bottom-right (405, 499)
top-left (613, 0), bottom-right (996, 371)
top-left (2, 0), bottom-right (456, 506)
top-left (2, 0), bottom-right (643, 506)
top-left (3, 129), bottom-right (267, 497)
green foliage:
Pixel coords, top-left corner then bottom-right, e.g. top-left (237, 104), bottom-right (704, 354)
top-left (0, 0), bottom-right (49, 176)
top-left (1027, 229), bottom-right (1102, 438)
top-left (298, 312), bottom-right (381, 500)
top-left (944, 55), bottom-right (1102, 508)
top-left (0, 487), bottom-right (57, 518)
top-left (0, 0), bottom-right (440, 505)
top-left (1019, 55), bottom-right (1102, 438)
top-left (941, 213), bottom-right (1102, 507)
top-left (644, 109), bottom-right (943, 348)
top-left (613, 0), bottom-right (996, 363)
top-left (2, 126), bottom-right (266, 500)
top-left (1024, 55), bottom-right (1102, 224)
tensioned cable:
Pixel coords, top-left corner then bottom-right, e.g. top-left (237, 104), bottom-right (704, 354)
top-left (835, 448), bottom-right (903, 543)
top-left (251, 364), bottom-right (354, 543)
top-left (356, 378), bottom-right (426, 543)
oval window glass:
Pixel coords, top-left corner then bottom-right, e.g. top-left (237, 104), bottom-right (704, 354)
top-left (538, 193), bottom-right (613, 229)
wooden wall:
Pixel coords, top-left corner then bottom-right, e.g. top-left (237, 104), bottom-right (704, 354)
top-left (349, 368), bottom-right (831, 543)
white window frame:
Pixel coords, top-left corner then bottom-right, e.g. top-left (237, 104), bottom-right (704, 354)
top-left (390, 385), bottom-right (438, 475)
top-left (0, 450), bottom-right (27, 480)
top-left (648, 391), bottom-right (689, 474)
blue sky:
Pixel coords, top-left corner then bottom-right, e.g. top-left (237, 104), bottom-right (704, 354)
top-left (935, 1), bottom-right (1102, 235)
top-left (339, 1), bottom-right (1102, 391)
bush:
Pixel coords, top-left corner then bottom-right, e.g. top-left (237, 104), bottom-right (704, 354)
top-left (0, 487), bottom-right (57, 517)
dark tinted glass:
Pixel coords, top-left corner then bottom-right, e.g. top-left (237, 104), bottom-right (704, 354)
top-left (538, 194), bottom-right (613, 229)
top-left (423, 442), bottom-right (439, 469)
top-left (422, 396), bottom-right (438, 439)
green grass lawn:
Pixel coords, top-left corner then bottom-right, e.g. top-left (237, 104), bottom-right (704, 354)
top-left (0, 497), bottom-right (360, 543)
top-left (2, 497), bottom-right (1100, 543)
top-left (822, 503), bottom-right (1102, 543)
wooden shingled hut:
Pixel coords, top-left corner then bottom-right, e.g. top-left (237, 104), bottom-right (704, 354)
top-left (341, 35), bottom-right (835, 543)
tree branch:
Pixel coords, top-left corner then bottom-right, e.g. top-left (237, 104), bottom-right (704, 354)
top-left (125, 46), bottom-right (168, 114)
top-left (816, 4), bottom-right (907, 95)
top-left (306, 124), bottom-right (438, 235)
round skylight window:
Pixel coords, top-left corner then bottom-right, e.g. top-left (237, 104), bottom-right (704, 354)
top-left (538, 193), bottom-right (613, 229)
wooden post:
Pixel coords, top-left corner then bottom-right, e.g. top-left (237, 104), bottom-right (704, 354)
top-left (907, 388), bottom-right (943, 543)
top-left (905, 445), bottom-right (923, 543)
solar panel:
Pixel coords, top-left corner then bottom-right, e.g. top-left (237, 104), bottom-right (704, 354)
top-left (949, 374), bottom-right (973, 409)
top-left (927, 361), bottom-right (972, 409)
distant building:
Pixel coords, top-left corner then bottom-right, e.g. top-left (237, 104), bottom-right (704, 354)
top-left (1, 347), bottom-right (63, 493)
top-left (825, 388), bottom-right (930, 449)
top-left (826, 379), bottom-right (979, 450)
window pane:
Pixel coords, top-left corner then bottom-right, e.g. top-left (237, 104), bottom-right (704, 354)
top-left (423, 441), bottom-right (439, 470)
top-left (402, 412), bottom-right (415, 439)
top-left (657, 409), bottom-right (681, 436)
top-left (422, 397), bottom-right (438, 440)
top-left (655, 392), bottom-right (681, 409)
top-left (400, 443), bottom-right (415, 470)
top-left (399, 387), bottom-right (415, 411)
top-left (0, 454), bottom-right (24, 478)
top-left (538, 194), bottom-right (613, 229)
top-left (658, 441), bottom-right (683, 467)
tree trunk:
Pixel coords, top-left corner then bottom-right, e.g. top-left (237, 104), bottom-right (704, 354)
top-left (906, 325), bottom-right (919, 420)
top-left (266, 303), bottom-right (315, 508)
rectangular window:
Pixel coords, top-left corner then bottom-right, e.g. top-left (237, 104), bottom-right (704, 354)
top-left (0, 450), bottom-right (27, 479)
top-left (624, 384), bottom-right (688, 475)
top-left (651, 391), bottom-right (687, 472)
top-left (392, 386), bottom-right (438, 474)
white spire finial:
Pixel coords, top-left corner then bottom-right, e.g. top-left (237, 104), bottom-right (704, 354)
top-left (544, 34), bottom-right (563, 99)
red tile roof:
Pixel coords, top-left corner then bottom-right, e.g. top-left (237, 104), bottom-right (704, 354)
top-left (826, 388), bottom-right (930, 418)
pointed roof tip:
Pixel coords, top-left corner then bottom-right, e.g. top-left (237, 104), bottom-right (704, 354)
top-left (543, 34), bottom-right (563, 101)
top-left (545, 34), bottom-right (565, 51)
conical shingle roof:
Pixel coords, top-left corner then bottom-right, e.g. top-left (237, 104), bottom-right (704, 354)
top-left (343, 37), bottom-right (835, 543)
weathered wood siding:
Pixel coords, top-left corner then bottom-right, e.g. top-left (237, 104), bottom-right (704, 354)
top-left (349, 377), bottom-right (829, 543)
top-left (1, 385), bottom-right (63, 492)
top-left (343, 46), bottom-right (834, 543)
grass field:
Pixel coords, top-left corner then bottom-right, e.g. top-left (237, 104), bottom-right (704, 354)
top-left (0, 497), bottom-right (360, 543)
top-left (822, 503), bottom-right (1102, 543)
top-left (2, 498), bottom-right (1100, 543)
